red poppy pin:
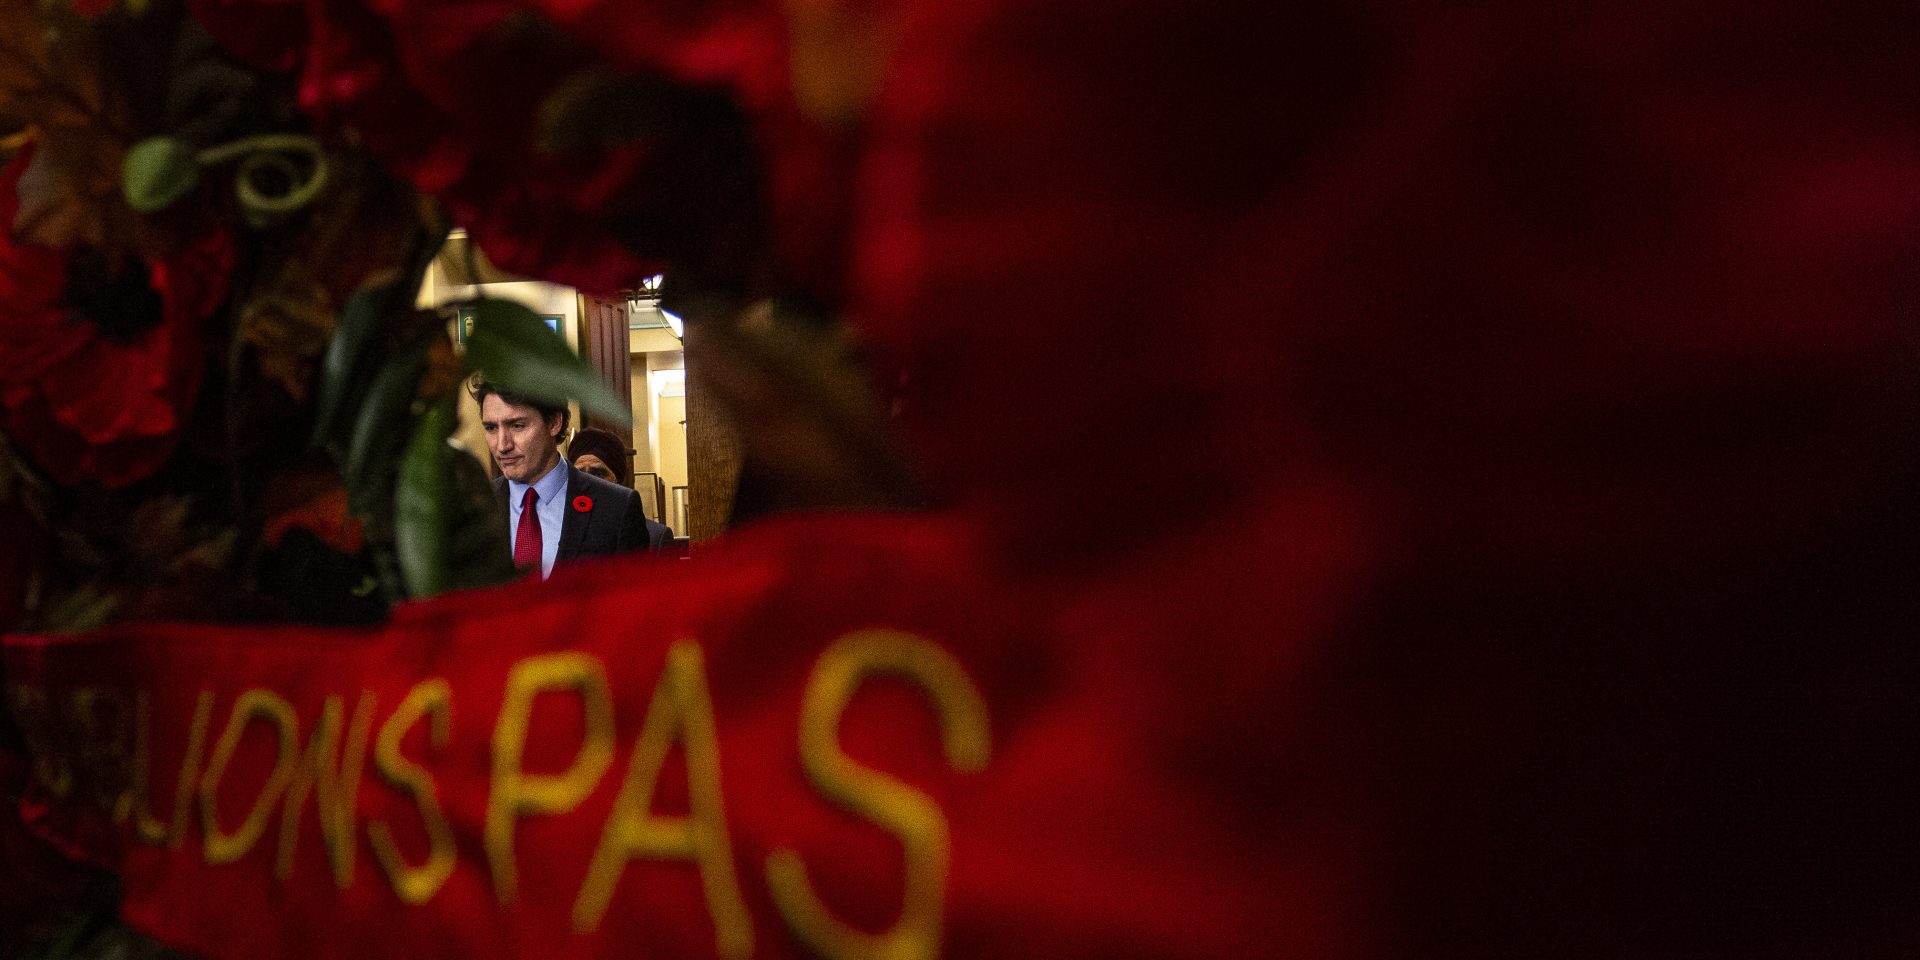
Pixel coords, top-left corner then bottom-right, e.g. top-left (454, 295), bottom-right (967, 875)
top-left (572, 495), bottom-right (593, 512)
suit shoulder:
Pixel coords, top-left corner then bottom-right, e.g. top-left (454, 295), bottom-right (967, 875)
top-left (571, 470), bottom-right (641, 510)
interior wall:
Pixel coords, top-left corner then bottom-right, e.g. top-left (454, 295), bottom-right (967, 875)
top-left (656, 392), bottom-right (689, 533)
top-left (641, 351), bottom-right (687, 527)
top-left (626, 328), bottom-right (685, 525)
top-left (627, 364), bottom-right (655, 476)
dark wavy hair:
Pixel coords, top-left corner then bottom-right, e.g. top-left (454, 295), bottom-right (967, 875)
top-left (566, 426), bottom-right (631, 487)
top-left (467, 378), bottom-right (568, 439)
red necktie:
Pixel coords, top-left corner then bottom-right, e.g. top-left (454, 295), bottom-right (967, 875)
top-left (512, 487), bottom-right (541, 571)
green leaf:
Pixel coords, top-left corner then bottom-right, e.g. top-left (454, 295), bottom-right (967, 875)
top-left (535, 67), bottom-right (675, 154)
top-left (121, 136), bottom-right (200, 213)
top-left (394, 395), bottom-right (453, 598)
top-left (313, 225), bottom-right (449, 450)
top-left (443, 446), bottom-right (516, 592)
top-left (462, 298), bottom-right (631, 429)
top-left (312, 283), bottom-right (393, 449)
top-left (397, 396), bottom-right (515, 598)
top-left (38, 586), bottom-right (118, 634)
top-left (343, 338), bottom-right (427, 512)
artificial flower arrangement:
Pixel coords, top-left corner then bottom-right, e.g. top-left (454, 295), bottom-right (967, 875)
top-left (0, 0), bottom-right (890, 948)
top-left (0, 0), bottom-right (844, 634)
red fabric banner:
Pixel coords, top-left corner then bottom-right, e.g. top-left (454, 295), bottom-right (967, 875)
top-left (9, 2), bottom-right (1920, 955)
top-left (2, 513), bottom-right (1332, 959)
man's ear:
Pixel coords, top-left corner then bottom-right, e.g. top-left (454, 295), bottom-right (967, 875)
top-left (547, 412), bottom-right (565, 442)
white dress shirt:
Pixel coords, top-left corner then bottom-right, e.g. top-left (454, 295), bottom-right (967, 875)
top-left (506, 460), bottom-right (569, 578)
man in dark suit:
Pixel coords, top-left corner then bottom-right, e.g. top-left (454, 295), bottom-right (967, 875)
top-left (566, 425), bottom-right (674, 549)
top-left (473, 380), bottom-right (656, 578)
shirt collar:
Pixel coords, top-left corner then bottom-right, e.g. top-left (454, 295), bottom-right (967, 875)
top-left (507, 458), bottom-right (569, 506)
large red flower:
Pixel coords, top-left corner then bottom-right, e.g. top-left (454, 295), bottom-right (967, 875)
top-left (187, 0), bottom-right (662, 292)
top-left (185, 0), bottom-right (847, 296)
top-left (0, 148), bottom-right (234, 488)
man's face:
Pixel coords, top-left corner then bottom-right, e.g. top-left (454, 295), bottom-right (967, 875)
top-left (481, 394), bottom-right (562, 484)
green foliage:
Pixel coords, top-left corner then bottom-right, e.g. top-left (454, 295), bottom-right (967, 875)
top-left (342, 333), bottom-right (428, 513)
top-left (395, 395), bottom-right (514, 598)
top-left (13, 877), bottom-right (187, 960)
top-left (462, 297), bottom-right (631, 429)
top-left (535, 67), bottom-right (675, 154)
top-left (310, 282), bottom-right (393, 450)
top-left (311, 201), bottom-right (632, 599)
top-left (313, 221), bottom-right (450, 450)
top-left (199, 134), bottom-right (330, 229)
top-left (393, 395), bottom-right (453, 597)
top-left (437, 449), bottom-right (517, 591)
top-left (120, 136), bottom-right (199, 213)
top-left (315, 277), bottom-right (628, 599)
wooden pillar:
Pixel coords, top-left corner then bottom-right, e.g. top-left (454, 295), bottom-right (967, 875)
top-left (684, 359), bottom-right (738, 544)
top-left (577, 294), bottom-right (634, 437)
top-left (681, 307), bottom-right (741, 544)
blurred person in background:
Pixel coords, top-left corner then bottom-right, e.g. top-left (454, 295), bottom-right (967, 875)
top-left (568, 425), bottom-right (673, 547)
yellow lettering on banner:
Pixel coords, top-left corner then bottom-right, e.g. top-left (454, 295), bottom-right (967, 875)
top-left (7, 685), bottom-right (71, 798)
top-left (135, 690), bottom-right (215, 848)
top-left (70, 687), bottom-right (134, 820)
top-left (486, 652), bottom-right (615, 904)
top-left (573, 643), bottom-right (753, 958)
top-left (276, 691), bottom-right (376, 886)
top-left (765, 631), bottom-right (991, 960)
top-left (368, 679), bottom-right (457, 905)
top-left (201, 689), bottom-right (299, 865)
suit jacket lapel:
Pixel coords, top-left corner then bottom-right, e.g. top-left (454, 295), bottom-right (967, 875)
top-left (556, 463), bottom-right (591, 562)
